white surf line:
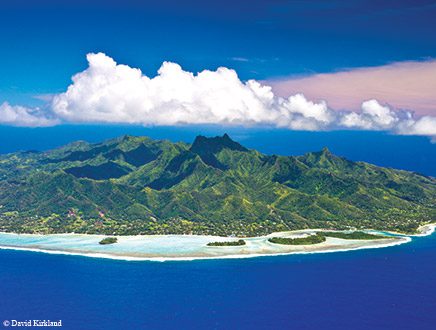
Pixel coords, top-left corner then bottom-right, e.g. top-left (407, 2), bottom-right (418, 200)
top-left (0, 236), bottom-right (411, 262)
top-left (412, 223), bottom-right (436, 237)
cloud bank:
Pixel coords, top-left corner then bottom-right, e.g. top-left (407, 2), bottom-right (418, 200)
top-left (1, 53), bottom-right (435, 139)
top-left (0, 102), bottom-right (58, 127)
top-left (51, 53), bottom-right (336, 131)
top-left (267, 60), bottom-right (436, 116)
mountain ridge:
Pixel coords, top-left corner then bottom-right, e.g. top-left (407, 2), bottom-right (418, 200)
top-left (0, 134), bottom-right (434, 236)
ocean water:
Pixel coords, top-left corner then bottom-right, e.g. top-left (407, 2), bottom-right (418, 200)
top-left (0, 125), bottom-right (435, 329)
top-left (0, 232), bottom-right (436, 330)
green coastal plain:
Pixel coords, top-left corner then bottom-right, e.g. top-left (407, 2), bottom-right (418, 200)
top-left (268, 234), bottom-right (326, 245)
top-left (268, 231), bottom-right (388, 245)
top-left (207, 239), bottom-right (246, 247)
top-left (0, 134), bottom-right (434, 236)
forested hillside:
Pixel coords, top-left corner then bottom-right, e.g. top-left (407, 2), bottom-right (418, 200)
top-left (0, 134), bottom-right (434, 236)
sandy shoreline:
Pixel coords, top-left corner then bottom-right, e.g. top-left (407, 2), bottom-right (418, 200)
top-left (414, 223), bottom-right (436, 236)
top-left (0, 227), bottom-right (426, 262)
top-left (369, 223), bottom-right (436, 237)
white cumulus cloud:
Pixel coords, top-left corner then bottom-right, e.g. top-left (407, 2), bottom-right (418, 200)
top-left (0, 102), bottom-right (58, 127)
top-left (339, 99), bottom-right (436, 139)
top-left (1, 52), bottom-right (435, 140)
top-left (51, 52), bottom-right (337, 130)
top-left (396, 116), bottom-right (436, 136)
top-left (340, 99), bottom-right (400, 130)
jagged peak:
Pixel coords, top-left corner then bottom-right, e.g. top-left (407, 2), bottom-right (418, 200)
top-left (321, 147), bottom-right (332, 156)
top-left (306, 147), bottom-right (333, 158)
top-left (190, 134), bottom-right (248, 153)
top-left (297, 146), bottom-right (355, 170)
top-left (103, 134), bottom-right (151, 143)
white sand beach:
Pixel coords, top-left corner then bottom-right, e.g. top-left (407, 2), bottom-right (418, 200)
top-left (414, 223), bottom-right (436, 236)
top-left (0, 228), bottom-right (417, 261)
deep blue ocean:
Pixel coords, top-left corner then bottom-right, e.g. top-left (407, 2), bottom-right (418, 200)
top-left (0, 233), bottom-right (435, 330)
top-left (0, 125), bottom-right (435, 329)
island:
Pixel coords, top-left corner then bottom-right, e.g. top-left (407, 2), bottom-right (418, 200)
top-left (322, 231), bottom-right (388, 240)
top-left (99, 237), bottom-right (117, 245)
top-left (0, 134), bottom-right (434, 239)
top-left (268, 231), bottom-right (389, 245)
top-left (268, 234), bottom-right (326, 245)
top-left (207, 239), bottom-right (246, 246)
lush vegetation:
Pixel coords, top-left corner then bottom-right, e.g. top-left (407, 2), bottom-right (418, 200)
top-left (322, 231), bottom-right (387, 240)
top-left (268, 231), bottom-right (389, 245)
top-left (0, 134), bottom-right (434, 236)
top-left (99, 237), bottom-right (117, 245)
top-left (268, 234), bottom-right (326, 245)
top-left (207, 239), bottom-right (246, 246)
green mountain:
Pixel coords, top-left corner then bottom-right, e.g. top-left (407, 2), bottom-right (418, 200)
top-left (0, 134), bottom-right (434, 236)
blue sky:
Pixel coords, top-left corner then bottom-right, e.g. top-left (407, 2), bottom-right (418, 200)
top-left (0, 0), bottom-right (435, 141)
top-left (1, 0), bottom-right (436, 104)
top-left (0, 0), bottom-right (435, 174)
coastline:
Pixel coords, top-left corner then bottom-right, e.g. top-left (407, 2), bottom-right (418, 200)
top-left (369, 223), bottom-right (436, 238)
top-left (414, 223), bottom-right (436, 237)
top-left (0, 227), bottom-right (424, 262)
